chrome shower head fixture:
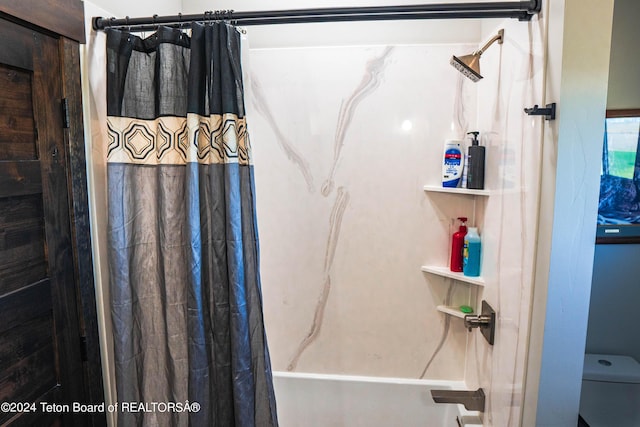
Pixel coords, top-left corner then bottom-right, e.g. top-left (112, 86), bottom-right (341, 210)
top-left (450, 29), bottom-right (504, 82)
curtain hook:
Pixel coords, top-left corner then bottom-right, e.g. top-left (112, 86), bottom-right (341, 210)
top-left (149, 14), bottom-right (157, 37)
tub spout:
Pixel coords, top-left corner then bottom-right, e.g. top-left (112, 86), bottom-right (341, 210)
top-left (431, 388), bottom-right (485, 412)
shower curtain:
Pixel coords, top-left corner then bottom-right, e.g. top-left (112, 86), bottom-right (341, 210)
top-left (105, 23), bottom-right (278, 427)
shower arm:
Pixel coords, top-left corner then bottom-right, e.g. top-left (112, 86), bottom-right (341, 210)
top-left (474, 29), bottom-right (505, 56)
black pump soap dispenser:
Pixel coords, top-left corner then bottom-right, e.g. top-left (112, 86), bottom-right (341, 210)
top-left (466, 131), bottom-right (485, 190)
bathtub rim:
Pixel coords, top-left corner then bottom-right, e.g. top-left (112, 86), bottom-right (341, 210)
top-left (272, 370), bottom-right (468, 388)
top-left (271, 370), bottom-right (483, 424)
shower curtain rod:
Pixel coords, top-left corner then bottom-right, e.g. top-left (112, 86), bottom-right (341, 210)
top-left (92, 1), bottom-right (541, 32)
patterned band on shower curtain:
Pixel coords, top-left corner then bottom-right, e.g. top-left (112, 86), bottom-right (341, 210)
top-left (105, 23), bottom-right (278, 427)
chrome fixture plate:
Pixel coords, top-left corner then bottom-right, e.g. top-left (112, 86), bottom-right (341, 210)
top-left (464, 300), bottom-right (495, 345)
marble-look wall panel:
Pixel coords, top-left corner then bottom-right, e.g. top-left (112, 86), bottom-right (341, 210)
top-left (465, 17), bottom-right (545, 426)
top-left (247, 44), bottom-right (479, 379)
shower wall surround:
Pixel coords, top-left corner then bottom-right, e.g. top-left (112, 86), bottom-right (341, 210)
top-left (248, 15), bottom-right (544, 427)
top-left (249, 44), bottom-right (478, 380)
top-left (465, 17), bottom-right (544, 427)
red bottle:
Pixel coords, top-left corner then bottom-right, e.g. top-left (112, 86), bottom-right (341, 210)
top-left (450, 217), bottom-right (468, 272)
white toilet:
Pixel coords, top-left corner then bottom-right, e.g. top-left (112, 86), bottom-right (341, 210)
top-left (580, 353), bottom-right (640, 427)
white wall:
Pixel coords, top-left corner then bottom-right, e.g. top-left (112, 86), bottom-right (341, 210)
top-left (585, 0), bottom-right (640, 365)
top-left (87, 0), bottom-right (181, 20)
top-left (587, 245), bottom-right (640, 362)
top-left (606, 0), bottom-right (640, 110)
top-left (182, 0), bottom-right (482, 48)
top-left (82, 7), bottom-right (114, 426)
top-left (524, 0), bottom-right (615, 426)
top-left (248, 42), bottom-right (478, 380)
top-left (467, 16), bottom-right (546, 427)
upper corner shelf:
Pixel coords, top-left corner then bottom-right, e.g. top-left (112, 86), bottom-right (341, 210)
top-left (423, 185), bottom-right (491, 197)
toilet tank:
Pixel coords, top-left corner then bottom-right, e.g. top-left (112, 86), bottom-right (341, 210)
top-left (580, 354), bottom-right (640, 427)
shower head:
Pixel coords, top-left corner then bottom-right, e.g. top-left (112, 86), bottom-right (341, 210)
top-left (450, 29), bottom-right (504, 82)
top-left (450, 54), bottom-right (483, 82)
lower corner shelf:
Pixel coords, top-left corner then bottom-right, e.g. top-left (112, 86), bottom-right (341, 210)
top-left (436, 305), bottom-right (475, 318)
top-left (421, 265), bottom-right (485, 286)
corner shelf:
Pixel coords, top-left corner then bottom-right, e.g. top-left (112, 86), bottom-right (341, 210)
top-left (421, 265), bottom-right (485, 286)
top-left (423, 185), bottom-right (491, 197)
top-left (436, 305), bottom-right (474, 318)
top-left (422, 184), bottom-right (488, 321)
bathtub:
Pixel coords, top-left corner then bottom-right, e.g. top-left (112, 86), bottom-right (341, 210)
top-left (272, 372), bottom-right (483, 427)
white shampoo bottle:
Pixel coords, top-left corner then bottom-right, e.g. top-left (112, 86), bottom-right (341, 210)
top-left (442, 140), bottom-right (464, 188)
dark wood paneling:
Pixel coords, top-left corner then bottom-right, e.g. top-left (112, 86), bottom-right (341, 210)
top-left (0, 17), bottom-right (34, 70)
top-left (0, 342), bottom-right (56, 404)
top-left (32, 31), bottom-right (87, 425)
top-left (0, 160), bottom-right (43, 197)
top-left (1, 386), bottom-right (62, 427)
top-left (0, 195), bottom-right (47, 296)
top-left (0, 95), bottom-right (34, 116)
top-left (0, 14), bottom-right (98, 427)
top-left (0, 315), bottom-right (53, 368)
top-left (0, 115), bottom-right (35, 141)
top-left (0, 0), bottom-right (85, 43)
top-left (0, 64), bottom-right (37, 160)
top-left (0, 296), bottom-right (56, 421)
top-left (0, 64), bottom-right (32, 96)
top-left (0, 279), bottom-right (52, 335)
top-left (0, 346), bottom-right (57, 424)
top-left (60, 38), bottom-right (106, 427)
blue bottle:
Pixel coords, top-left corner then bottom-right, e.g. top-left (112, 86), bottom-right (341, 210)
top-left (463, 227), bottom-right (481, 277)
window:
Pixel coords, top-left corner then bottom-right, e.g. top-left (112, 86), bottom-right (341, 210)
top-left (596, 109), bottom-right (640, 243)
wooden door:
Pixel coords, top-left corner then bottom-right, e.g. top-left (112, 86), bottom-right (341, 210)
top-left (0, 17), bottom-right (87, 426)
